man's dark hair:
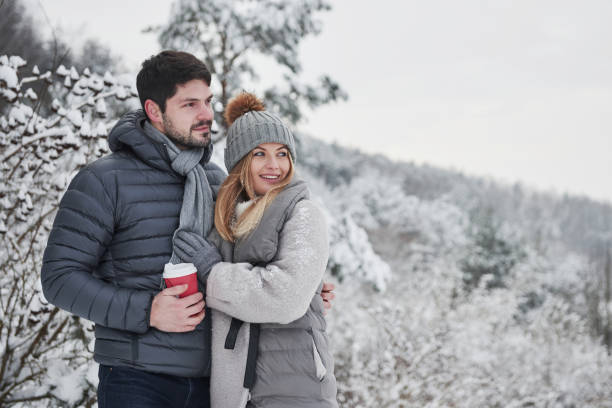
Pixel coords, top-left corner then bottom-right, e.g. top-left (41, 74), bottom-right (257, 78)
top-left (136, 50), bottom-right (212, 112)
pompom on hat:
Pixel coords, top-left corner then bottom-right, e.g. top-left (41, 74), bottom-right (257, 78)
top-left (223, 92), bottom-right (296, 172)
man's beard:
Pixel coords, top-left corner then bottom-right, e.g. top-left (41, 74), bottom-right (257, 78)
top-left (162, 114), bottom-right (212, 149)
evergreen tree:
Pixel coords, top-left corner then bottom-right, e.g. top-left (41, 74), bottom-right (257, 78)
top-left (148, 0), bottom-right (347, 136)
top-left (460, 209), bottom-right (525, 290)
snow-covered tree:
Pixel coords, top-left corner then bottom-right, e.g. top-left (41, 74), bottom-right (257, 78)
top-left (460, 209), bottom-right (526, 290)
top-left (0, 1), bottom-right (125, 118)
top-left (298, 133), bottom-right (612, 407)
top-left (0, 55), bottom-right (135, 407)
top-left (148, 0), bottom-right (347, 133)
top-left (3, 19), bottom-right (612, 404)
top-left (326, 213), bottom-right (391, 291)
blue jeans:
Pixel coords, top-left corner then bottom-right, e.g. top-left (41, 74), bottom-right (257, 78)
top-left (97, 365), bottom-right (210, 408)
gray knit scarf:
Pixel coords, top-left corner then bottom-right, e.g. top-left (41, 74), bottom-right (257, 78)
top-left (144, 121), bottom-right (214, 264)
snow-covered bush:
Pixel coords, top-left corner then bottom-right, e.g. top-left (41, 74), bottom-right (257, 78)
top-left (0, 55), bottom-right (135, 407)
top-left (326, 213), bottom-right (392, 291)
top-left (326, 224), bottom-right (612, 407)
top-left (297, 152), bottom-right (393, 292)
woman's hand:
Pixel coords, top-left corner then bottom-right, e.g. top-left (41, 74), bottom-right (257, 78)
top-left (174, 230), bottom-right (222, 276)
top-left (321, 282), bottom-right (335, 314)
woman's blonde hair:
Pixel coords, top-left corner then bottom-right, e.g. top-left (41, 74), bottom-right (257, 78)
top-left (215, 150), bottom-right (295, 242)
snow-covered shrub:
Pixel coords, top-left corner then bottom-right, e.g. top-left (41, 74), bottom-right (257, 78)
top-left (326, 213), bottom-right (391, 291)
top-left (0, 55), bottom-right (135, 407)
top-left (298, 162), bottom-right (393, 292)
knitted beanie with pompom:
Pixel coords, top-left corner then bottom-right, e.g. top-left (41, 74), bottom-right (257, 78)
top-left (223, 92), bottom-right (296, 172)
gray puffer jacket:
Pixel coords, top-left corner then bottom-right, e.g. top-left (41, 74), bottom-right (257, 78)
top-left (41, 110), bottom-right (225, 377)
top-left (207, 180), bottom-right (338, 408)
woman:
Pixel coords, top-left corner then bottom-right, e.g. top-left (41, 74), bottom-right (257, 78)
top-left (177, 92), bottom-right (338, 408)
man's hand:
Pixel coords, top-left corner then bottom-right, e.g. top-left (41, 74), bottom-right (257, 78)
top-left (321, 282), bottom-right (335, 314)
top-left (150, 284), bottom-right (205, 332)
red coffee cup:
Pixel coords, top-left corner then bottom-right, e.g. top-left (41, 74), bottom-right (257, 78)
top-left (163, 263), bottom-right (198, 298)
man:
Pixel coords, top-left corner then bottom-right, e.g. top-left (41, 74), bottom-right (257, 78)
top-left (41, 50), bottom-right (334, 408)
top-left (41, 50), bottom-right (221, 408)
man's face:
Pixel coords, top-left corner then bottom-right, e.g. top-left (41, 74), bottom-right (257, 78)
top-left (161, 79), bottom-right (214, 149)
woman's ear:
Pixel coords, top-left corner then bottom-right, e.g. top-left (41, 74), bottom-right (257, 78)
top-left (144, 99), bottom-right (163, 127)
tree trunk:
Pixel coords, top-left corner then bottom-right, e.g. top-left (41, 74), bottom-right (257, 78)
top-left (604, 246), bottom-right (611, 352)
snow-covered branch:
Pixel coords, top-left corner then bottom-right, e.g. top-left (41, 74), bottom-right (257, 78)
top-left (0, 54), bottom-right (134, 407)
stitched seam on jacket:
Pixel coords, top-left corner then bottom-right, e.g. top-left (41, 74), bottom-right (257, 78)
top-left (123, 199), bottom-right (183, 205)
top-left (103, 290), bottom-right (117, 328)
top-left (112, 253), bottom-right (170, 262)
top-left (68, 278), bottom-right (92, 312)
top-left (115, 216), bottom-right (177, 233)
top-left (86, 286), bottom-right (102, 321)
top-left (112, 234), bottom-right (172, 245)
top-left (82, 168), bottom-right (115, 220)
top-left (43, 242), bottom-right (95, 257)
top-left (123, 292), bottom-right (132, 330)
top-left (58, 206), bottom-right (113, 235)
top-left (52, 224), bottom-right (107, 246)
top-left (119, 182), bottom-right (181, 187)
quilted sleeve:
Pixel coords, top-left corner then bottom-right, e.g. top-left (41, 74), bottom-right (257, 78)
top-left (41, 167), bottom-right (153, 334)
top-left (206, 200), bottom-right (329, 324)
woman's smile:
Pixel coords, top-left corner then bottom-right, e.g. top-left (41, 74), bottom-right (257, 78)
top-left (250, 143), bottom-right (290, 195)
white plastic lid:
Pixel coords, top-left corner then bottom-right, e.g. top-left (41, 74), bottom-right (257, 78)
top-left (163, 262), bottom-right (197, 278)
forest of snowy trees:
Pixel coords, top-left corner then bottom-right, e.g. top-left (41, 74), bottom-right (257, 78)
top-left (1, 0), bottom-right (612, 407)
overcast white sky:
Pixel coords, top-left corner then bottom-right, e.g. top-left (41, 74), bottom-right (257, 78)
top-left (31, 0), bottom-right (612, 203)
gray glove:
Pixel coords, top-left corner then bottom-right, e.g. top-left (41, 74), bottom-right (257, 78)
top-left (174, 230), bottom-right (222, 278)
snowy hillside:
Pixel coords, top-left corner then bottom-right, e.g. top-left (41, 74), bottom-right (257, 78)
top-left (2, 55), bottom-right (612, 407)
top-left (295, 134), bottom-right (612, 407)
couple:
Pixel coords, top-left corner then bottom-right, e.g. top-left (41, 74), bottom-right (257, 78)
top-left (41, 51), bottom-right (338, 408)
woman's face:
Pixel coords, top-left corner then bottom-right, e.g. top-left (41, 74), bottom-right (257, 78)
top-left (249, 143), bottom-right (290, 196)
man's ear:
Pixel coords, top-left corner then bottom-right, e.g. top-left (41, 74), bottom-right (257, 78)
top-left (144, 99), bottom-right (163, 126)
